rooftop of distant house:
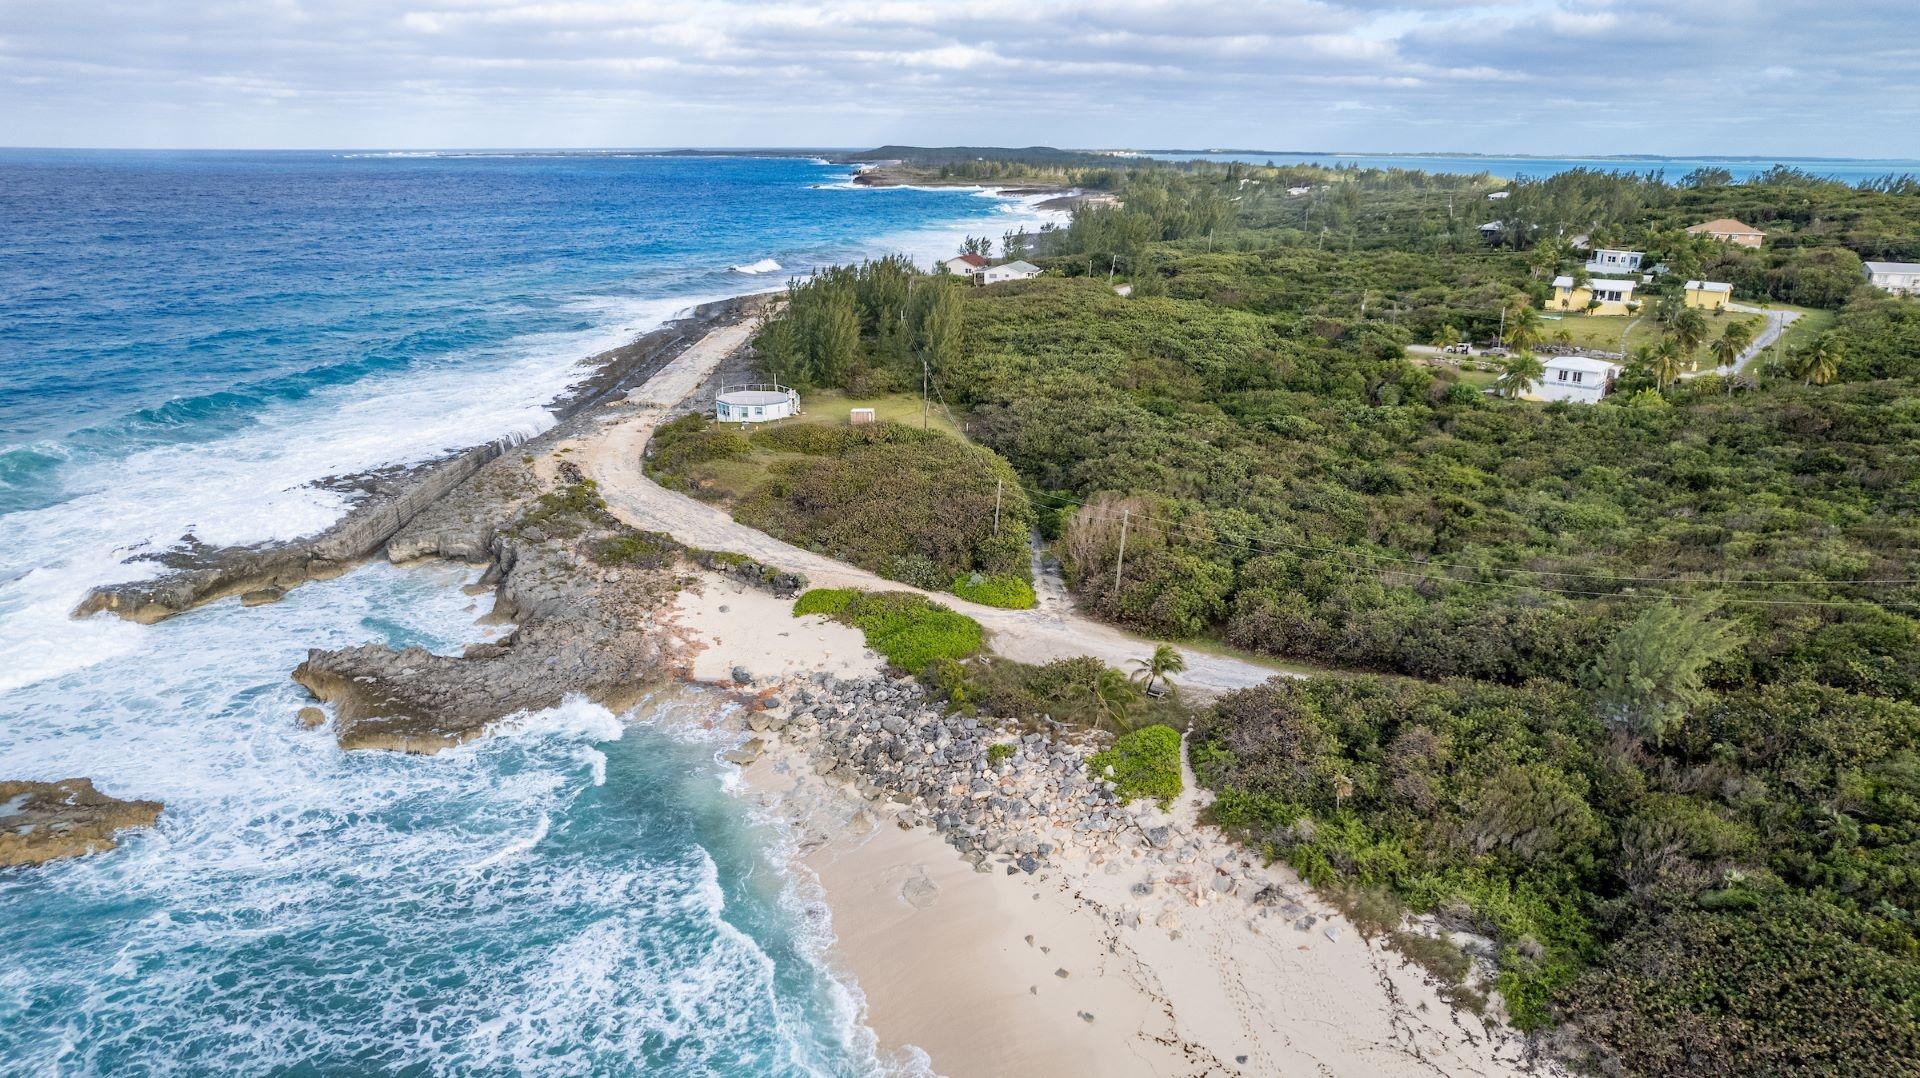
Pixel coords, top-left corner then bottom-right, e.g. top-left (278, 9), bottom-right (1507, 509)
top-left (1545, 355), bottom-right (1625, 375)
top-left (1687, 218), bottom-right (1762, 235)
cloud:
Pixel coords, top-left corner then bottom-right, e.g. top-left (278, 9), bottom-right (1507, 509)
top-left (0, 0), bottom-right (1911, 154)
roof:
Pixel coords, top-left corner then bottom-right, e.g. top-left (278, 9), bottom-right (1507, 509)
top-left (1864, 261), bottom-right (1920, 274)
top-left (990, 260), bottom-right (1041, 274)
top-left (1552, 275), bottom-right (1575, 288)
top-left (1589, 278), bottom-right (1638, 293)
top-left (1687, 218), bottom-right (1762, 235)
top-left (1544, 355), bottom-right (1625, 376)
top-left (1589, 248), bottom-right (1642, 258)
top-left (716, 390), bottom-right (794, 406)
top-left (947, 253), bottom-right (990, 267)
top-left (1685, 280), bottom-right (1733, 292)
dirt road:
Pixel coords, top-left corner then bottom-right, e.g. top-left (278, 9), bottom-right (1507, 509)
top-left (568, 321), bottom-right (1299, 697)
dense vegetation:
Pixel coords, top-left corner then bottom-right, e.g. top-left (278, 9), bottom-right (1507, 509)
top-left (791, 588), bottom-right (984, 671)
top-left (648, 412), bottom-right (1034, 592)
top-left (746, 153), bottom-right (1920, 1070)
top-left (1088, 724), bottom-right (1183, 807)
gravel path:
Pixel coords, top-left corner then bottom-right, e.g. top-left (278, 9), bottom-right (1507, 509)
top-left (568, 321), bottom-right (1297, 698)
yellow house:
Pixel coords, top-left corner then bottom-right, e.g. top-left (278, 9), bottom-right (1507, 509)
top-left (1684, 280), bottom-right (1733, 310)
top-left (1549, 275), bottom-right (1639, 316)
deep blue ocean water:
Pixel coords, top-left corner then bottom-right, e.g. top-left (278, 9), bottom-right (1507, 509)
top-left (0, 150), bottom-right (1050, 1074)
top-left (1144, 150), bottom-right (1920, 183)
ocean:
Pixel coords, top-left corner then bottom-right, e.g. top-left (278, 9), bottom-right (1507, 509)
top-left (0, 150), bottom-right (1052, 1074)
top-left (1141, 150), bottom-right (1920, 184)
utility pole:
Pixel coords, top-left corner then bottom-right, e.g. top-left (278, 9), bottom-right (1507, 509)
top-left (993, 479), bottom-right (1002, 536)
top-left (1114, 510), bottom-right (1129, 594)
top-left (1108, 254), bottom-right (1116, 284)
top-left (1498, 304), bottom-right (1507, 348)
top-left (921, 356), bottom-right (930, 430)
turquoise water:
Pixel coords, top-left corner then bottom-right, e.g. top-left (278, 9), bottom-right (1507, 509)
top-left (1143, 150), bottom-right (1920, 184)
top-left (0, 150), bottom-right (1048, 1073)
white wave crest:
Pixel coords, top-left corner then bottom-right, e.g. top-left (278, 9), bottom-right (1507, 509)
top-left (728, 258), bottom-right (783, 275)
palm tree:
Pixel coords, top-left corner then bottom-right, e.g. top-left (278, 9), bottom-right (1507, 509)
top-left (1131, 644), bottom-right (1188, 696)
top-left (1092, 667), bottom-right (1142, 728)
top-left (1505, 300), bottom-right (1543, 352)
top-left (1429, 323), bottom-right (1461, 348)
top-left (1789, 335), bottom-right (1842, 386)
top-left (1670, 308), bottom-right (1709, 360)
top-left (1650, 338), bottom-right (1685, 392)
top-left (1496, 350), bottom-right (1546, 399)
top-left (1709, 329), bottom-right (1743, 372)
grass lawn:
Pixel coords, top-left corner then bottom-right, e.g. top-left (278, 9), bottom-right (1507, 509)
top-left (1538, 307), bottom-right (1775, 372)
top-left (682, 392), bottom-right (966, 502)
top-left (787, 390), bottom-right (967, 440)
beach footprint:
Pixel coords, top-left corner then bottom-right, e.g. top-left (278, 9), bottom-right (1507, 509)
top-left (900, 867), bottom-right (939, 910)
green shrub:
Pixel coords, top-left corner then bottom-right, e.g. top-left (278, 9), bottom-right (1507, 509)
top-left (516, 480), bottom-right (611, 538)
top-left (792, 587), bottom-right (856, 617)
top-left (792, 588), bottom-right (984, 671)
top-left (951, 572), bottom-right (1037, 609)
top-left (1089, 724), bottom-right (1183, 807)
top-left (986, 743), bottom-right (1015, 764)
top-left (590, 529), bottom-right (677, 567)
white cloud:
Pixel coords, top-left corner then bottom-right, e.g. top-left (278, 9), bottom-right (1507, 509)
top-left (0, 0), bottom-right (1911, 153)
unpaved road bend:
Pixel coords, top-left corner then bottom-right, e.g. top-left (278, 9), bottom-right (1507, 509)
top-left (564, 320), bottom-right (1299, 698)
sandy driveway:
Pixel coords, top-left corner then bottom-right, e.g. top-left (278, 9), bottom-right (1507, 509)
top-left (567, 320), bottom-right (1298, 697)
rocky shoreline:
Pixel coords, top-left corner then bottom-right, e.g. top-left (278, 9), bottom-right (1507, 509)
top-left (72, 293), bottom-right (774, 626)
top-left (740, 672), bottom-right (1315, 924)
top-left (0, 778), bottom-right (162, 869)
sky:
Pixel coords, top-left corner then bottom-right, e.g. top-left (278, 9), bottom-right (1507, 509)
top-left (1, 0), bottom-right (1915, 155)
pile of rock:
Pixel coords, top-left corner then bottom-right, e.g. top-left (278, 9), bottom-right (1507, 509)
top-left (748, 673), bottom-right (1128, 871)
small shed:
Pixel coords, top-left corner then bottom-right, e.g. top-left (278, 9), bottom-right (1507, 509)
top-left (715, 383), bottom-right (799, 423)
top-left (849, 407), bottom-right (876, 426)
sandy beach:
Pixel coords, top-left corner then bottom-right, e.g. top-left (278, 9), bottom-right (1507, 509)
top-left (665, 571), bottom-right (1553, 1078)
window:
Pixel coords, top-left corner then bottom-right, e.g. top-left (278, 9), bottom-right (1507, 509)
top-left (1571, 372), bottom-right (1585, 384)
top-left (753, 406), bottom-right (763, 417)
top-left (1557, 370), bottom-right (1569, 381)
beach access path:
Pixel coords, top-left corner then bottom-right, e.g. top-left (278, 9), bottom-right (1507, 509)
top-left (566, 317), bottom-right (1301, 697)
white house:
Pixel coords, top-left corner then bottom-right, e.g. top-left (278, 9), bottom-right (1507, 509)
top-left (1863, 261), bottom-right (1920, 296)
top-left (1479, 220), bottom-right (1503, 240)
top-left (715, 383), bottom-right (799, 423)
top-left (1487, 191), bottom-right (1511, 200)
top-left (979, 260), bottom-right (1042, 285)
top-left (1525, 355), bottom-right (1623, 404)
top-left (1584, 248), bottom-right (1644, 276)
top-left (940, 253), bottom-right (989, 276)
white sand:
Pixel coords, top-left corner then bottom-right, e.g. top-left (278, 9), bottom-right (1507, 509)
top-left (664, 575), bottom-right (1553, 1078)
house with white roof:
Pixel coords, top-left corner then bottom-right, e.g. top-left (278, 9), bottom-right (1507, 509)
top-left (1584, 248), bottom-right (1644, 276)
top-left (1525, 355), bottom-right (1623, 404)
top-left (1683, 280), bottom-right (1733, 310)
top-left (1863, 261), bottom-right (1920, 296)
top-left (978, 260), bottom-right (1042, 285)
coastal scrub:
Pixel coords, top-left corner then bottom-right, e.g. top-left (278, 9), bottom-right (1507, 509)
top-left (950, 572), bottom-right (1036, 609)
top-left (1088, 724), bottom-right (1183, 807)
top-left (793, 588), bottom-right (984, 671)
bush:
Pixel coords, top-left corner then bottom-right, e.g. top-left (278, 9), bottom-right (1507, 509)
top-left (792, 588), bottom-right (984, 671)
top-left (951, 572), bottom-right (1037, 609)
top-left (590, 529), bottom-right (676, 567)
top-left (987, 743), bottom-right (1015, 764)
top-left (1089, 724), bottom-right (1183, 807)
